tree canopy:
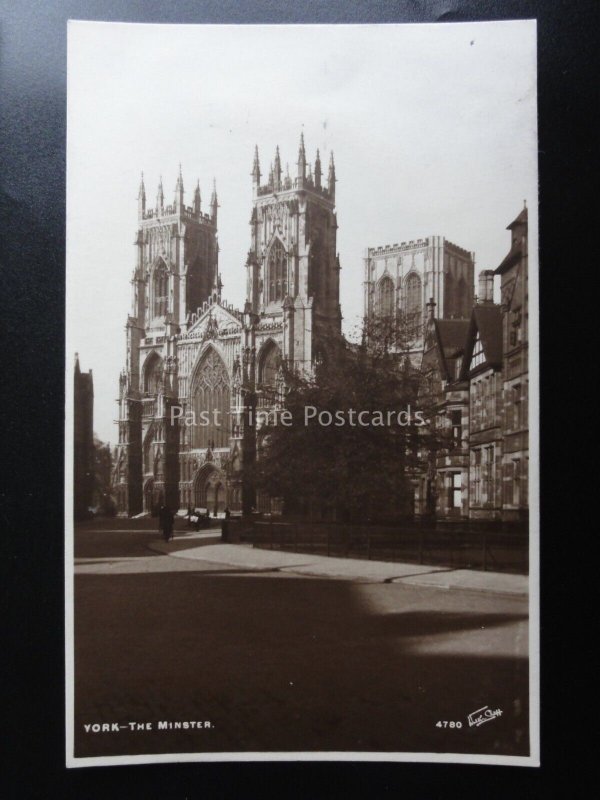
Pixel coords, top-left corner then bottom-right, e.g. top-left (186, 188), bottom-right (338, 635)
top-left (253, 317), bottom-right (439, 522)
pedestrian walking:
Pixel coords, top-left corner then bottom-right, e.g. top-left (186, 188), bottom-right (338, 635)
top-left (158, 504), bottom-right (174, 542)
top-left (222, 507), bottom-right (231, 541)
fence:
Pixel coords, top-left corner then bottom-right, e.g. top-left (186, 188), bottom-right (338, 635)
top-left (242, 519), bottom-right (528, 574)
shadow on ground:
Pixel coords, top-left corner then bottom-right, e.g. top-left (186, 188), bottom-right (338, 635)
top-left (74, 564), bottom-right (528, 759)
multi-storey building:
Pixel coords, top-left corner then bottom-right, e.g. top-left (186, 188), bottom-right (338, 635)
top-left (113, 136), bottom-right (342, 516)
top-left (420, 305), bottom-right (470, 518)
top-left (496, 205), bottom-right (529, 522)
top-left (418, 206), bottom-right (529, 524)
top-left (462, 299), bottom-right (504, 520)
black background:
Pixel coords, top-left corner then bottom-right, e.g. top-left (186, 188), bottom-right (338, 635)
top-left (1, 1), bottom-right (595, 797)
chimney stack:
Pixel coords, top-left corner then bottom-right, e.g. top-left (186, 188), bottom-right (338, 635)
top-left (477, 270), bottom-right (495, 304)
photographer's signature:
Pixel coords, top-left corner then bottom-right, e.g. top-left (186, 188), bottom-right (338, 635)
top-left (467, 705), bottom-right (503, 728)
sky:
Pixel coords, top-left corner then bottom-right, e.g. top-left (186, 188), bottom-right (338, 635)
top-left (67, 20), bottom-right (537, 446)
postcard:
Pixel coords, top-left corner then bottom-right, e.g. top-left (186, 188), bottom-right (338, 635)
top-left (66, 19), bottom-right (539, 767)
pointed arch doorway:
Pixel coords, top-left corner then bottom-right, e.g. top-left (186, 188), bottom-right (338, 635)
top-left (143, 478), bottom-right (163, 515)
top-left (194, 464), bottom-right (227, 515)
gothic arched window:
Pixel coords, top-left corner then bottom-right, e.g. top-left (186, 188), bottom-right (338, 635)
top-left (143, 428), bottom-right (155, 475)
top-left (266, 239), bottom-right (287, 304)
top-left (404, 273), bottom-right (423, 336)
top-left (191, 348), bottom-right (230, 449)
top-left (259, 341), bottom-right (281, 387)
top-left (143, 352), bottom-right (163, 394)
top-left (152, 260), bottom-right (169, 318)
top-left (376, 276), bottom-right (395, 318)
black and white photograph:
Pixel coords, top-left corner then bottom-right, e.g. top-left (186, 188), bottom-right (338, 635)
top-left (66, 19), bottom-right (538, 767)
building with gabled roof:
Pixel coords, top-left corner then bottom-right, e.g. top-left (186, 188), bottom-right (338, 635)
top-left (495, 204), bottom-right (529, 522)
top-left (416, 206), bottom-right (529, 524)
top-left (419, 304), bottom-right (470, 518)
top-left (460, 299), bottom-right (504, 520)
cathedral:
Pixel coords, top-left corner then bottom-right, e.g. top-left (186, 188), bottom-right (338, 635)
top-left (113, 135), bottom-right (342, 516)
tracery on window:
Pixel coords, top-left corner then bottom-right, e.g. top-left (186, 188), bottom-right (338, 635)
top-left (152, 259), bottom-right (169, 317)
top-left (376, 276), bottom-right (395, 318)
top-left (404, 272), bottom-right (422, 335)
top-left (266, 239), bottom-right (287, 303)
top-left (191, 347), bottom-right (230, 448)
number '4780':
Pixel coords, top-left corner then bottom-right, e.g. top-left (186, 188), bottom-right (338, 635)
top-left (436, 720), bottom-right (462, 728)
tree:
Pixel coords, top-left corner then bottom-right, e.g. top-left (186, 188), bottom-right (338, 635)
top-left (92, 435), bottom-right (115, 515)
top-left (253, 315), bottom-right (436, 522)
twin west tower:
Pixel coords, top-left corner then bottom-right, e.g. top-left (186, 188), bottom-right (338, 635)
top-left (114, 136), bottom-right (341, 516)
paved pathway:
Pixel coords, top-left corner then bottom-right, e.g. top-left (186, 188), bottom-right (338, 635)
top-left (149, 539), bottom-right (528, 596)
top-left (72, 525), bottom-right (530, 761)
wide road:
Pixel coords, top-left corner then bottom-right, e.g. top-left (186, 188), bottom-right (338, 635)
top-left (72, 519), bottom-right (529, 760)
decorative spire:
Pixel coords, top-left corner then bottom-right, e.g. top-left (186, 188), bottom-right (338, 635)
top-left (175, 164), bottom-right (184, 209)
top-left (176, 163), bottom-right (184, 191)
top-left (208, 272), bottom-right (223, 305)
top-left (327, 151), bottom-right (336, 197)
top-left (268, 162), bottom-right (274, 187)
top-left (156, 176), bottom-right (164, 212)
top-left (210, 178), bottom-right (218, 223)
top-left (252, 145), bottom-right (261, 184)
top-left (314, 149), bottom-right (322, 189)
top-left (297, 132), bottom-right (306, 180)
top-left (193, 179), bottom-right (201, 215)
top-left (138, 171), bottom-right (146, 217)
top-left (273, 145), bottom-right (282, 189)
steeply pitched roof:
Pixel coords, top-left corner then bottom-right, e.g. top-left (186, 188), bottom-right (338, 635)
top-left (460, 304), bottom-right (503, 377)
top-left (496, 206), bottom-right (527, 274)
top-left (420, 318), bottom-right (469, 382)
top-left (507, 206), bottom-right (528, 230)
top-left (435, 319), bottom-right (470, 357)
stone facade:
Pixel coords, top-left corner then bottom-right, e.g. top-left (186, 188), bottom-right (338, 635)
top-left (419, 313), bottom-right (470, 519)
top-left (113, 137), bottom-right (342, 516)
top-left (418, 206), bottom-right (529, 523)
top-left (74, 355), bottom-right (94, 519)
top-left (364, 236), bottom-right (475, 354)
top-left (496, 206), bottom-right (529, 522)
